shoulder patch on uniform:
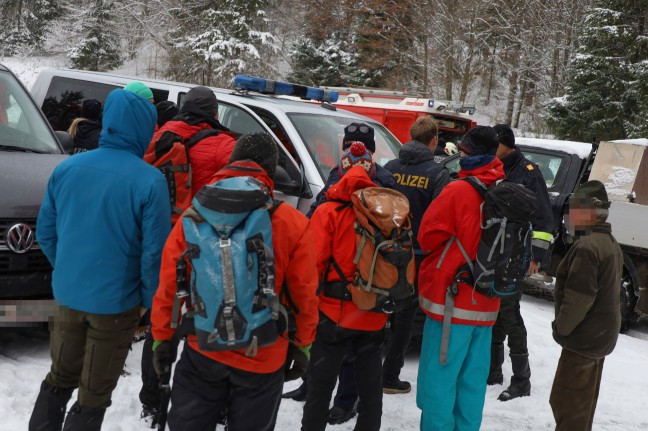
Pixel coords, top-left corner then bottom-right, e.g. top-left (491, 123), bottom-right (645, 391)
top-left (526, 164), bottom-right (534, 171)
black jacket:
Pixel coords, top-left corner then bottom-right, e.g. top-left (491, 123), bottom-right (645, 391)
top-left (72, 120), bottom-right (102, 153)
top-left (384, 140), bottom-right (450, 254)
top-left (307, 163), bottom-right (396, 218)
top-left (502, 148), bottom-right (554, 262)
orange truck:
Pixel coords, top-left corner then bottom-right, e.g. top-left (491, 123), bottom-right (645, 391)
top-left (322, 86), bottom-right (477, 146)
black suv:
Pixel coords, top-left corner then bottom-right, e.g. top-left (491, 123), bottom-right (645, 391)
top-left (0, 64), bottom-right (68, 325)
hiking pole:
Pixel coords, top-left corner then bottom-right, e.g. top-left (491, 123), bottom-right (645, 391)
top-left (156, 369), bottom-right (171, 431)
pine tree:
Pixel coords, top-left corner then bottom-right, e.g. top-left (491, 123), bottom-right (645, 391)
top-left (544, 2), bottom-right (644, 141)
top-left (0, 0), bottom-right (61, 55)
top-left (167, 0), bottom-right (277, 87)
top-left (68, 0), bottom-right (122, 71)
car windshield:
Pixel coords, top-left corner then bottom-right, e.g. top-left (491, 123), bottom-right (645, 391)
top-left (0, 70), bottom-right (60, 154)
top-left (288, 113), bottom-right (401, 180)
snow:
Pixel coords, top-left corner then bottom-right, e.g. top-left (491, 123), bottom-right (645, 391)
top-left (610, 138), bottom-right (648, 147)
top-left (605, 166), bottom-right (637, 197)
top-left (516, 137), bottom-right (593, 159)
top-left (2, 296), bottom-right (648, 430)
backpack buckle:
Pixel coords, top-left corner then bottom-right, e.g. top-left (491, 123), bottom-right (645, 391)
top-left (220, 238), bottom-right (231, 248)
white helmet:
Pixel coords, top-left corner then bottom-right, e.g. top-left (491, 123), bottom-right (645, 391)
top-left (444, 142), bottom-right (458, 155)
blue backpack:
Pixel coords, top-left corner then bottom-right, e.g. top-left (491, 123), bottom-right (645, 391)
top-left (172, 176), bottom-right (288, 356)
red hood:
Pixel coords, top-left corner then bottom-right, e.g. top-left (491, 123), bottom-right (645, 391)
top-left (159, 120), bottom-right (211, 140)
top-left (458, 157), bottom-right (505, 185)
top-left (325, 166), bottom-right (377, 201)
top-left (208, 161), bottom-right (275, 194)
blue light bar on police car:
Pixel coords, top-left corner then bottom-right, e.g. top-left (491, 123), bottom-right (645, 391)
top-left (233, 75), bottom-right (339, 103)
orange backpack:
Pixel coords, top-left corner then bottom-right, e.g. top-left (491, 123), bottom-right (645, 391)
top-left (324, 187), bottom-right (416, 313)
top-left (144, 129), bottom-right (221, 224)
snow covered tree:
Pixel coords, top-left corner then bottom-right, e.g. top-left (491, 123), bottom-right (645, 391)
top-left (167, 0), bottom-right (277, 87)
top-left (545, 2), bottom-right (642, 141)
top-left (68, 0), bottom-right (122, 71)
top-left (0, 0), bottom-right (61, 55)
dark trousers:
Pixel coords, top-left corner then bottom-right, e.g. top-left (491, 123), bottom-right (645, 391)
top-left (550, 349), bottom-right (605, 431)
top-left (302, 314), bottom-right (383, 431)
top-left (492, 292), bottom-right (528, 354)
top-left (382, 255), bottom-right (423, 381)
top-left (43, 304), bottom-right (140, 408)
top-left (139, 330), bottom-right (160, 408)
top-left (168, 346), bottom-right (284, 431)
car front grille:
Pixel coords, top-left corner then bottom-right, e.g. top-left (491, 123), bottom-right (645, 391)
top-left (0, 219), bottom-right (51, 273)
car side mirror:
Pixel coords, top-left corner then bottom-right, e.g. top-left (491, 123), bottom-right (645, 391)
top-left (54, 131), bottom-right (74, 154)
top-left (274, 165), bottom-right (302, 197)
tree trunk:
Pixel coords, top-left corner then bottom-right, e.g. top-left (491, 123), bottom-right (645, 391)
top-left (505, 67), bottom-right (518, 125)
top-left (513, 73), bottom-right (527, 129)
top-left (485, 38), bottom-right (498, 106)
top-left (444, 35), bottom-right (454, 100)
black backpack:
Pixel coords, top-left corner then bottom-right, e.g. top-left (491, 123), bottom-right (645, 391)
top-left (452, 177), bottom-right (536, 297)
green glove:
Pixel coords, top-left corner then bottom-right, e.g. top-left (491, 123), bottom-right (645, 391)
top-left (297, 344), bottom-right (311, 361)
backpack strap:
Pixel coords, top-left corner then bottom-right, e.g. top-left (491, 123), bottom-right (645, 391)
top-left (439, 281), bottom-right (459, 365)
top-left (462, 176), bottom-right (488, 197)
top-left (185, 128), bottom-right (222, 150)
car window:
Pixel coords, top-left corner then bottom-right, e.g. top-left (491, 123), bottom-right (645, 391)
top-left (288, 113), bottom-right (401, 180)
top-left (217, 102), bottom-right (266, 136)
top-left (0, 70), bottom-right (60, 154)
top-left (521, 152), bottom-right (563, 188)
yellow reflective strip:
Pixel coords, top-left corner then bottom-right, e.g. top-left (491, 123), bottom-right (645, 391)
top-left (532, 231), bottom-right (553, 242)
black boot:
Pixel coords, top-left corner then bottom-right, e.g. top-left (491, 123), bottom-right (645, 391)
top-left (498, 354), bottom-right (531, 401)
top-left (62, 402), bottom-right (106, 431)
top-left (282, 382), bottom-right (307, 402)
top-left (487, 343), bottom-right (504, 386)
top-left (29, 380), bottom-right (74, 431)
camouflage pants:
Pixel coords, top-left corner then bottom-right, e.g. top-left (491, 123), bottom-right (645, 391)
top-left (45, 304), bottom-right (140, 408)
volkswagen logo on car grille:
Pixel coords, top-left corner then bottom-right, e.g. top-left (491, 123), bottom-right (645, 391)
top-left (6, 223), bottom-right (35, 254)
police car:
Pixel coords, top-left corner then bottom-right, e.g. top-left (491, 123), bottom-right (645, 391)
top-left (31, 71), bottom-right (402, 214)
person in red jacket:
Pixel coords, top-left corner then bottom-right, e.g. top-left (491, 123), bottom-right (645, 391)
top-left (139, 87), bottom-right (237, 422)
top-left (150, 133), bottom-right (319, 430)
top-left (152, 85), bottom-right (237, 195)
top-left (302, 143), bottom-right (386, 431)
top-left (416, 126), bottom-right (505, 431)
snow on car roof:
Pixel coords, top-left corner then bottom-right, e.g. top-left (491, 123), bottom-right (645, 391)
top-left (609, 138), bottom-right (648, 146)
top-left (516, 137), bottom-right (592, 159)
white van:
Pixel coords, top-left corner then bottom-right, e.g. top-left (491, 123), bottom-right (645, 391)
top-left (31, 69), bottom-right (402, 214)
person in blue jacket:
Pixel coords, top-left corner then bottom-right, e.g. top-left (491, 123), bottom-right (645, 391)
top-left (29, 88), bottom-right (171, 431)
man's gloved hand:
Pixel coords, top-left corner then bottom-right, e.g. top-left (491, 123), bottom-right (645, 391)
top-left (152, 340), bottom-right (173, 377)
top-left (285, 344), bottom-right (311, 381)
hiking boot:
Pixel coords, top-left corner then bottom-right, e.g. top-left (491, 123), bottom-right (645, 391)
top-left (383, 378), bottom-right (411, 394)
top-left (140, 405), bottom-right (160, 428)
top-left (62, 402), bottom-right (106, 431)
top-left (487, 343), bottom-right (505, 386)
top-left (498, 354), bottom-right (531, 401)
top-left (327, 403), bottom-right (358, 425)
top-left (281, 383), bottom-right (307, 402)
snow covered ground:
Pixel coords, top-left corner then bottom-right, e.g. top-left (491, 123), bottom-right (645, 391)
top-left (1, 295), bottom-right (647, 430)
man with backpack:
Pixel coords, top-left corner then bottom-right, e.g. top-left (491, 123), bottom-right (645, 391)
top-left (29, 88), bottom-right (170, 431)
top-left (302, 142), bottom-right (415, 431)
top-left (488, 124), bottom-right (554, 401)
top-left (150, 132), bottom-right (319, 430)
top-left (138, 87), bottom-right (237, 424)
top-left (382, 116), bottom-right (450, 394)
top-left (416, 126), bottom-right (507, 430)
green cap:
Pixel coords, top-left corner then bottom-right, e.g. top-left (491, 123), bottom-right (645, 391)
top-left (124, 81), bottom-right (154, 101)
top-left (570, 180), bottom-right (610, 209)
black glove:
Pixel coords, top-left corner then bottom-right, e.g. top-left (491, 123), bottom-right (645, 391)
top-left (152, 340), bottom-right (173, 377)
top-left (285, 344), bottom-right (311, 381)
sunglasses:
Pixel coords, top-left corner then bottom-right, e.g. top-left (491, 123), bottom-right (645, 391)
top-left (346, 125), bottom-right (371, 134)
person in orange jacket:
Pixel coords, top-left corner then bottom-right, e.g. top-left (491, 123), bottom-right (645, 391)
top-left (416, 126), bottom-right (505, 431)
top-left (302, 143), bottom-right (387, 431)
top-left (150, 133), bottom-right (319, 431)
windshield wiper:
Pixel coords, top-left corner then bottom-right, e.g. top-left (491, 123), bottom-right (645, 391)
top-left (0, 144), bottom-right (48, 154)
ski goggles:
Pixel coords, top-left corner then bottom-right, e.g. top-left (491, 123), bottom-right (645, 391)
top-left (345, 124), bottom-right (371, 134)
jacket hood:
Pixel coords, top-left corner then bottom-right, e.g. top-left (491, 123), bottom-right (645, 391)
top-left (459, 157), bottom-right (505, 185)
top-left (99, 89), bottom-right (157, 157)
top-left (325, 165), bottom-right (376, 201)
top-left (399, 140), bottom-right (436, 165)
top-left (208, 161), bottom-right (275, 194)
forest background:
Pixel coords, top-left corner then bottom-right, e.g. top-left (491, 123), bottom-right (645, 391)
top-left (1, 0), bottom-right (647, 141)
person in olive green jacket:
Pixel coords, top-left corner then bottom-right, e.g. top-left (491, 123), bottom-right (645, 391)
top-left (550, 180), bottom-right (623, 431)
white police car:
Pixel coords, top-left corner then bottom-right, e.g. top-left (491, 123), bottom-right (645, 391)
top-left (31, 71), bottom-right (402, 213)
